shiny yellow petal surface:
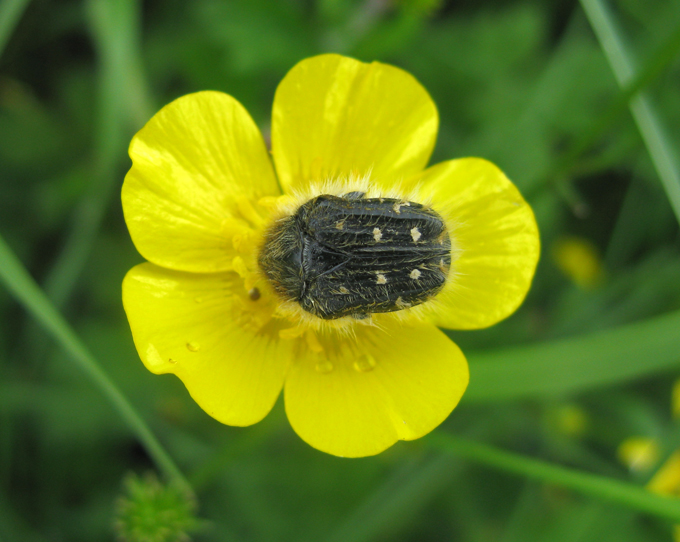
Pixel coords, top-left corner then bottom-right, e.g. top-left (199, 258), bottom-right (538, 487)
top-left (123, 91), bottom-right (278, 273)
top-left (272, 54), bottom-right (438, 193)
top-left (123, 263), bottom-right (290, 426)
top-left (284, 323), bottom-right (468, 457)
top-left (414, 158), bottom-right (540, 329)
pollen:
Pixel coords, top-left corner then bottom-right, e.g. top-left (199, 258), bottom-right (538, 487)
top-left (410, 269), bottom-right (421, 280)
top-left (410, 227), bottom-right (421, 242)
top-left (376, 274), bottom-right (387, 285)
top-left (338, 286), bottom-right (349, 294)
top-left (335, 220), bottom-right (345, 230)
top-left (373, 227), bottom-right (382, 242)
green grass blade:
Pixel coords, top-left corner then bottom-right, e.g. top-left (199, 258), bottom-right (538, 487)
top-left (580, 0), bottom-right (680, 224)
top-left (43, 0), bottom-right (153, 309)
top-left (546, 20), bottom-right (680, 189)
top-left (466, 310), bottom-right (680, 402)
top-left (0, 234), bottom-right (192, 496)
top-left (0, 0), bottom-right (30, 57)
top-left (428, 433), bottom-right (680, 522)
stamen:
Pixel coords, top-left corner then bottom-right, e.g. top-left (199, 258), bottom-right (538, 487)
top-left (305, 330), bottom-right (324, 354)
top-left (236, 196), bottom-right (265, 227)
top-left (243, 275), bottom-right (258, 291)
top-left (258, 195), bottom-right (296, 211)
top-left (222, 217), bottom-right (250, 235)
top-left (232, 230), bottom-right (255, 254)
top-left (231, 295), bottom-right (274, 333)
top-left (279, 327), bottom-right (305, 340)
top-left (232, 256), bottom-right (249, 278)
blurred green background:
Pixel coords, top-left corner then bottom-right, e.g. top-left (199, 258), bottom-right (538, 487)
top-left (1, 0), bottom-right (680, 540)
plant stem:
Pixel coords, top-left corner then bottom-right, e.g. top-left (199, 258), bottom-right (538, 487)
top-left (0, 234), bottom-right (192, 496)
top-left (428, 432), bottom-right (680, 522)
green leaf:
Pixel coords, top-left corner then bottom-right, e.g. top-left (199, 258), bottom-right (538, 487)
top-left (466, 310), bottom-right (680, 402)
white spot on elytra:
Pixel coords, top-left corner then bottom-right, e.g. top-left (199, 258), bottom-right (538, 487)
top-left (410, 227), bottom-right (421, 242)
top-left (373, 227), bottom-right (382, 242)
top-left (376, 274), bottom-right (387, 285)
top-left (410, 269), bottom-right (421, 280)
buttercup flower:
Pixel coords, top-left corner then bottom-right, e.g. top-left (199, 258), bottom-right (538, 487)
top-left (122, 54), bottom-right (539, 457)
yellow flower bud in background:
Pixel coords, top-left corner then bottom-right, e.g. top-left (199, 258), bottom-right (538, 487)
top-left (552, 236), bottom-right (604, 289)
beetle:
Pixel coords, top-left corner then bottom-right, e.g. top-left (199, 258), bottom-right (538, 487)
top-left (259, 191), bottom-right (452, 320)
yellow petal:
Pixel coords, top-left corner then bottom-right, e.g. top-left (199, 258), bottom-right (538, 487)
top-left (413, 158), bottom-right (540, 329)
top-left (122, 91), bottom-right (279, 273)
top-left (271, 54), bottom-right (438, 193)
top-left (122, 263), bottom-right (290, 426)
top-left (284, 322), bottom-right (468, 457)
top-left (648, 451), bottom-right (680, 496)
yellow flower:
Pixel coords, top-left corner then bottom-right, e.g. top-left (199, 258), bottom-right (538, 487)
top-left (618, 436), bottom-right (660, 473)
top-left (648, 451), bottom-right (680, 497)
top-left (640, 381), bottom-right (680, 542)
top-left (552, 236), bottom-right (604, 289)
top-left (646, 448), bottom-right (680, 542)
top-left (121, 54), bottom-right (539, 457)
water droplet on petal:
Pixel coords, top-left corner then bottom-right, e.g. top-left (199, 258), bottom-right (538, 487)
top-left (186, 342), bottom-right (200, 352)
top-left (354, 353), bottom-right (376, 373)
top-left (315, 360), bottom-right (334, 374)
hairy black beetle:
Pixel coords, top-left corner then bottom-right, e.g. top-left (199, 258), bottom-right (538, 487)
top-left (259, 192), bottom-right (451, 320)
